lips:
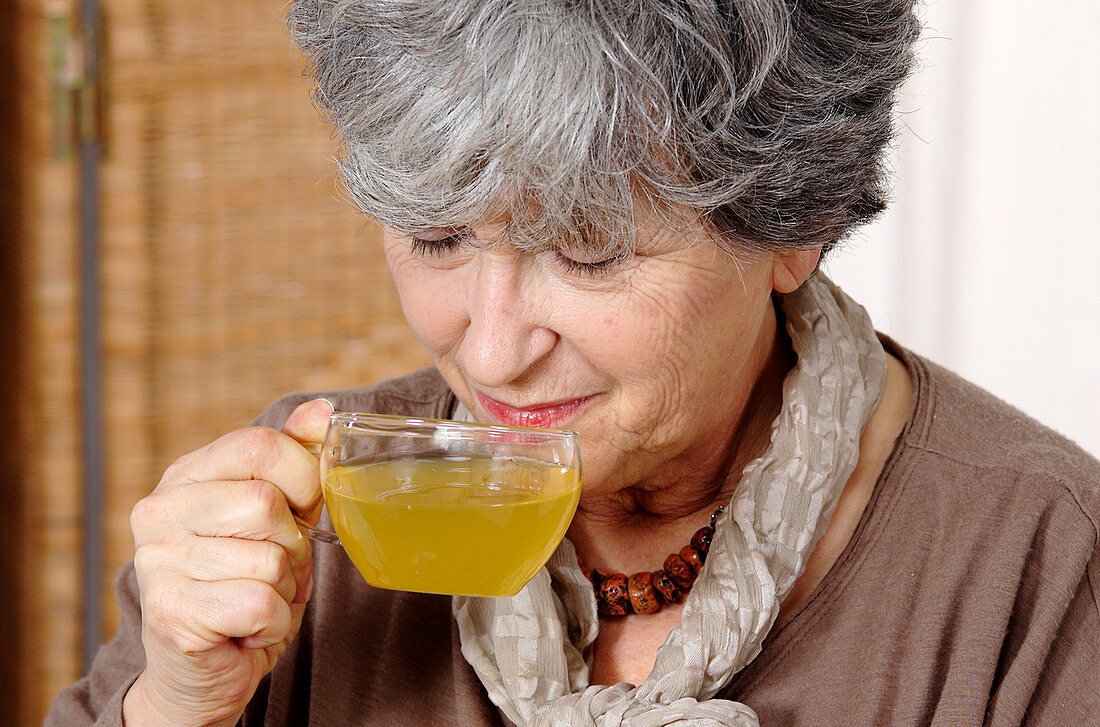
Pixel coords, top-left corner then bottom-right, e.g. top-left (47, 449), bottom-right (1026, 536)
top-left (475, 391), bottom-right (594, 429)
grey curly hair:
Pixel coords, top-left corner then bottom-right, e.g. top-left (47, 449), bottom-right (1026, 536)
top-left (289, 0), bottom-right (919, 259)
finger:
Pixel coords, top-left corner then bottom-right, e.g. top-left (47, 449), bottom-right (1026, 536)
top-left (132, 480), bottom-right (312, 600)
top-left (245, 598), bottom-right (307, 651)
top-left (281, 398), bottom-right (335, 523)
top-left (160, 426), bottom-right (322, 518)
top-left (197, 579), bottom-right (293, 648)
top-left (136, 537), bottom-right (300, 605)
top-left (142, 576), bottom-right (294, 654)
top-left (281, 398), bottom-right (334, 449)
top-left (240, 595), bottom-right (309, 651)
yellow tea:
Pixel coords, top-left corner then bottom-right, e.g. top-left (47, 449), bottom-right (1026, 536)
top-left (322, 455), bottom-right (581, 596)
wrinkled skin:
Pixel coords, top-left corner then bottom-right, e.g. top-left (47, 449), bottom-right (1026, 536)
top-left (124, 399), bottom-right (332, 727)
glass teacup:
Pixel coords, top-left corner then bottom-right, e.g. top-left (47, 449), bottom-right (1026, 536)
top-left (303, 413), bottom-right (581, 597)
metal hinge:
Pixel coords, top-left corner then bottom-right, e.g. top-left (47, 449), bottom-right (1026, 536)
top-left (49, 8), bottom-right (102, 159)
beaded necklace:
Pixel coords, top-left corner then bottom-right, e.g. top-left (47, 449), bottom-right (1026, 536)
top-left (576, 506), bottom-right (725, 616)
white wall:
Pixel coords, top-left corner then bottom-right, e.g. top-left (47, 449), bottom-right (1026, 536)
top-left (826, 0), bottom-right (1100, 457)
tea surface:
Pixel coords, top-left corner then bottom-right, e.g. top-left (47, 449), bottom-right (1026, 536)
top-left (323, 455), bottom-right (580, 596)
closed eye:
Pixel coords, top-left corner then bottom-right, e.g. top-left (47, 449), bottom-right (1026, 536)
top-left (408, 232), bottom-right (468, 257)
top-left (554, 250), bottom-right (618, 277)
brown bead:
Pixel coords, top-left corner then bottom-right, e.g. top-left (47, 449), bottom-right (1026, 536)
top-left (679, 545), bottom-right (704, 574)
top-left (591, 567), bottom-right (613, 591)
top-left (690, 526), bottom-right (714, 559)
top-left (627, 572), bottom-right (659, 615)
top-left (576, 555), bottom-right (591, 582)
top-left (651, 569), bottom-right (683, 604)
top-left (598, 573), bottom-right (632, 617)
top-left (663, 554), bottom-right (696, 590)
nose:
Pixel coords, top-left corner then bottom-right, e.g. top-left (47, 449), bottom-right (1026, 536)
top-left (460, 252), bottom-right (557, 389)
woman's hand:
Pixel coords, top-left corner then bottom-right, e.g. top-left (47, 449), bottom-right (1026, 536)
top-left (122, 399), bottom-right (333, 727)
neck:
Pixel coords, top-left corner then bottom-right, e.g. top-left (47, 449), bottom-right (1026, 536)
top-left (567, 300), bottom-right (794, 573)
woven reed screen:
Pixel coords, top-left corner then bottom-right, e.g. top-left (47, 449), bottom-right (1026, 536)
top-left (6, 0), bottom-right (431, 723)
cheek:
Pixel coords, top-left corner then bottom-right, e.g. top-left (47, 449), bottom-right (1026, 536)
top-left (576, 290), bottom-right (691, 383)
top-left (386, 254), bottom-right (468, 355)
top-left (576, 278), bottom-right (758, 417)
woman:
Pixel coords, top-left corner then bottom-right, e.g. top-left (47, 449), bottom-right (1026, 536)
top-left (50, 1), bottom-right (1098, 725)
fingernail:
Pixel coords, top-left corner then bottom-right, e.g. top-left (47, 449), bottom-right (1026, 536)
top-left (316, 397), bottom-right (335, 414)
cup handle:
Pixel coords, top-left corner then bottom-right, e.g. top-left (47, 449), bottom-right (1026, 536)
top-left (297, 517), bottom-right (342, 545)
top-left (297, 440), bottom-right (342, 545)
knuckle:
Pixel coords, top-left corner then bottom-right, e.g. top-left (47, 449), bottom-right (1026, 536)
top-left (129, 495), bottom-right (166, 538)
top-left (132, 545), bottom-right (160, 577)
top-left (141, 578), bottom-right (184, 632)
top-left (255, 541), bottom-right (291, 584)
top-left (242, 582), bottom-right (284, 624)
top-left (129, 498), bottom-right (151, 533)
top-left (159, 449), bottom-right (196, 485)
top-left (235, 427), bottom-right (283, 474)
top-left (243, 479), bottom-right (286, 522)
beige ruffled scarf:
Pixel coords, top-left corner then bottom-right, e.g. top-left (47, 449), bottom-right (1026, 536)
top-left (453, 274), bottom-right (887, 726)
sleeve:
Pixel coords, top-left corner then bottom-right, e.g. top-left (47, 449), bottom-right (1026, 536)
top-left (986, 530), bottom-right (1100, 726)
top-left (44, 563), bottom-right (146, 727)
top-left (1019, 546), bottom-right (1100, 725)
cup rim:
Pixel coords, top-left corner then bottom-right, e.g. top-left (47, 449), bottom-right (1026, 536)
top-left (328, 411), bottom-right (578, 441)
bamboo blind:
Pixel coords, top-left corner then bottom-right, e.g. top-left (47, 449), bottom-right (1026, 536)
top-left (6, 0), bottom-right (431, 722)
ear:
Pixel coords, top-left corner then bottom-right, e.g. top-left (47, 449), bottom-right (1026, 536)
top-left (771, 246), bottom-right (822, 294)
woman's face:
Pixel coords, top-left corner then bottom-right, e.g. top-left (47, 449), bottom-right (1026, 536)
top-left (381, 211), bottom-right (798, 497)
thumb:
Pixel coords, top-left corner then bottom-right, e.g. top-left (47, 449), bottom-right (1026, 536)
top-left (282, 398), bottom-right (335, 449)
